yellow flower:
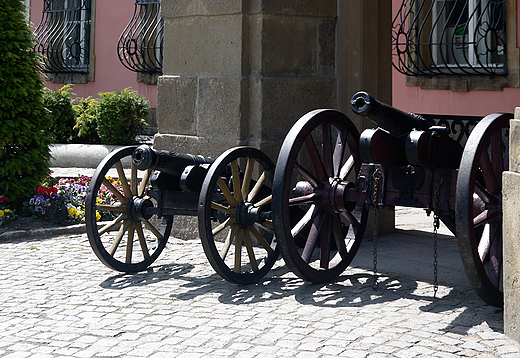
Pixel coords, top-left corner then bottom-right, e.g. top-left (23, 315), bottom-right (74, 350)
top-left (96, 198), bottom-right (102, 204)
top-left (0, 210), bottom-right (4, 218)
top-left (5, 209), bottom-right (12, 214)
top-left (96, 212), bottom-right (101, 221)
top-left (68, 207), bottom-right (77, 216)
top-left (75, 210), bottom-right (83, 218)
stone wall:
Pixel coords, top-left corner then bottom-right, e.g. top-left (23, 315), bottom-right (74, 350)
top-left (155, 0), bottom-right (337, 160)
top-left (503, 110), bottom-right (520, 344)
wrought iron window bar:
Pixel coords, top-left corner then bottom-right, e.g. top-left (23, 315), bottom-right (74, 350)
top-left (118, 0), bottom-right (163, 74)
top-left (393, 0), bottom-right (507, 77)
top-left (33, 0), bottom-right (92, 74)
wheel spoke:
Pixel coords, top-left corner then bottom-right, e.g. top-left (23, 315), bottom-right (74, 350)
top-left (294, 162), bottom-right (320, 188)
top-left (125, 222), bottom-right (135, 263)
top-left (320, 216), bottom-right (332, 269)
top-left (231, 160), bottom-right (243, 202)
top-left (332, 214), bottom-right (348, 259)
top-left (217, 177), bottom-right (238, 207)
top-left (488, 224), bottom-right (502, 287)
top-left (333, 129), bottom-right (348, 177)
top-left (234, 229), bottom-right (243, 272)
top-left (135, 223), bottom-right (150, 259)
top-left (479, 149), bottom-right (500, 195)
top-left (302, 213), bottom-right (325, 263)
top-left (339, 152), bottom-right (359, 181)
top-left (247, 169), bottom-right (270, 203)
top-left (108, 219), bottom-right (130, 255)
top-left (99, 213), bottom-right (125, 235)
top-left (143, 219), bottom-right (163, 239)
top-left (211, 202), bottom-right (236, 216)
top-left (304, 135), bottom-right (327, 181)
top-left (212, 217), bottom-right (233, 236)
top-left (220, 224), bottom-right (237, 259)
top-left (342, 210), bottom-right (361, 233)
top-left (249, 225), bottom-right (274, 254)
top-left (115, 161), bottom-right (132, 198)
top-left (474, 181), bottom-right (500, 205)
top-left (102, 178), bottom-right (128, 204)
top-left (289, 193), bottom-right (318, 206)
top-left (95, 204), bottom-right (126, 212)
top-left (241, 157), bottom-right (255, 200)
top-left (138, 169), bottom-right (152, 197)
top-left (242, 230), bottom-right (258, 271)
top-left (131, 164), bottom-right (138, 196)
top-left (322, 122), bottom-right (333, 176)
top-left (254, 195), bottom-right (272, 208)
top-left (291, 204), bottom-right (319, 238)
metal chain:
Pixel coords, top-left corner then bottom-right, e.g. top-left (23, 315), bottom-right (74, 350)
top-left (371, 168), bottom-right (382, 290)
top-left (432, 174), bottom-right (443, 298)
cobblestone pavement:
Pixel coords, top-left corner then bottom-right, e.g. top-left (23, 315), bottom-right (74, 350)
top-left (1, 230), bottom-right (519, 358)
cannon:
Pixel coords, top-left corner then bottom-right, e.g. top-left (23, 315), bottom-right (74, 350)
top-left (85, 145), bottom-right (278, 284)
top-left (272, 91), bottom-right (511, 307)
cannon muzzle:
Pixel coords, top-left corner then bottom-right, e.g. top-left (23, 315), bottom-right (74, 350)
top-left (351, 91), bottom-right (435, 137)
top-left (133, 145), bottom-right (213, 177)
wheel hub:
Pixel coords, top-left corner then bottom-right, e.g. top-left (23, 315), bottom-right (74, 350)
top-left (236, 201), bottom-right (269, 228)
top-left (128, 197), bottom-right (154, 222)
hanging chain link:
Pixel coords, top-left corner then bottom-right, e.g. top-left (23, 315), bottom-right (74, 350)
top-left (432, 173), bottom-right (443, 298)
top-left (371, 168), bottom-right (382, 290)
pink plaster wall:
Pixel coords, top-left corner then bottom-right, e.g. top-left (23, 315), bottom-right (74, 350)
top-left (392, 0), bottom-right (520, 117)
top-left (30, 0), bottom-right (158, 107)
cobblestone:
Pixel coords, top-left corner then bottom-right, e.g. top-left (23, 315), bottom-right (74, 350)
top-left (0, 232), bottom-right (519, 357)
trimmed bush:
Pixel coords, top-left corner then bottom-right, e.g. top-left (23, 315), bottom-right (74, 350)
top-left (73, 96), bottom-right (101, 144)
top-left (42, 84), bottom-right (77, 143)
top-left (96, 88), bottom-right (149, 145)
top-left (0, 0), bottom-right (53, 207)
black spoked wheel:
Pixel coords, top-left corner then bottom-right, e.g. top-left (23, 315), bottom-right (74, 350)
top-left (455, 113), bottom-right (511, 307)
top-left (198, 147), bottom-right (279, 284)
top-left (272, 109), bottom-right (368, 283)
top-left (85, 146), bottom-right (172, 272)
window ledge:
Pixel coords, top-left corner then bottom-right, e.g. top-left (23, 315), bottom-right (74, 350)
top-left (406, 71), bottom-right (519, 91)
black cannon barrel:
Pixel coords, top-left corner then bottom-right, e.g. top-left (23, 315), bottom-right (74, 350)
top-left (132, 145), bottom-right (214, 177)
top-left (350, 91), bottom-right (435, 137)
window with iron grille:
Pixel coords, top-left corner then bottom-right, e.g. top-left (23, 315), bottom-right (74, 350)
top-left (393, 0), bottom-right (507, 77)
top-left (118, 0), bottom-right (163, 75)
top-left (33, 0), bottom-right (92, 75)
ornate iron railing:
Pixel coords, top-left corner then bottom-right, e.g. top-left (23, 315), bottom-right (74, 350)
top-left (33, 0), bottom-right (92, 74)
top-left (118, 0), bottom-right (163, 74)
top-left (393, 0), bottom-right (507, 77)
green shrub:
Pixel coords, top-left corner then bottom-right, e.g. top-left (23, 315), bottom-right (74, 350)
top-left (96, 88), bottom-right (149, 145)
top-left (0, 0), bottom-right (53, 207)
top-left (73, 96), bottom-right (101, 144)
top-left (42, 84), bottom-right (77, 143)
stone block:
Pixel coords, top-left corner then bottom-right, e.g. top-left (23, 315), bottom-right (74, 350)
top-left (197, 77), bottom-right (248, 139)
top-left (510, 116), bottom-right (520, 172)
top-left (161, 0), bottom-right (243, 18)
top-left (250, 77), bottom-right (337, 142)
top-left (153, 133), bottom-right (244, 158)
top-left (162, 16), bottom-right (243, 76)
top-left (157, 75), bottom-right (197, 135)
top-left (259, 16), bottom-right (317, 76)
top-left (503, 170), bottom-right (520, 344)
top-left (258, 0), bottom-right (336, 17)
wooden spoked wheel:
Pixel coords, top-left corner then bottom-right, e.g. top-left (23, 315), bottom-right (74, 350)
top-left (455, 113), bottom-right (511, 307)
top-left (272, 109), bottom-right (368, 283)
top-left (85, 146), bottom-right (172, 272)
top-left (198, 147), bottom-right (279, 284)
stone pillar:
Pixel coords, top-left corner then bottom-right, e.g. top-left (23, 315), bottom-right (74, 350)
top-left (503, 109), bottom-right (520, 344)
top-left (155, 0), bottom-right (337, 160)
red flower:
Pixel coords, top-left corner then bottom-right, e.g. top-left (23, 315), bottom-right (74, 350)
top-left (36, 186), bottom-right (47, 195)
top-left (47, 187), bottom-right (58, 195)
top-left (0, 195), bottom-right (7, 203)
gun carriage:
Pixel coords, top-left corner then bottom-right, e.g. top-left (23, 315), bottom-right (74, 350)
top-left (85, 145), bottom-right (278, 285)
top-left (271, 91), bottom-right (511, 307)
